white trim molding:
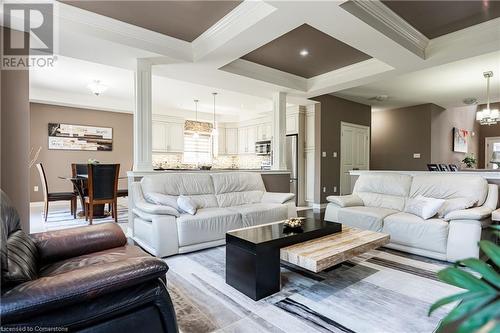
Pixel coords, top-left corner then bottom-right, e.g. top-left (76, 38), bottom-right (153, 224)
top-left (340, 0), bottom-right (429, 59)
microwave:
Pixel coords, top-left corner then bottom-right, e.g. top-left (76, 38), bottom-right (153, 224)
top-left (255, 140), bottom-right (271, 155)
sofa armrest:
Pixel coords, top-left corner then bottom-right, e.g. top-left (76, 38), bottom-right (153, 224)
top-left (31, 223), bottom-right (126, 265)
top-left (261, 192), bottom-right (295, 204)
top-left (135, 201), bottom-right (180, 217)
top-left (1, 257), bottom-right (168, 322)
top-left (444, 206), bottom-right (493, 221)
top-left (326, 194), bottom-right (364, 208)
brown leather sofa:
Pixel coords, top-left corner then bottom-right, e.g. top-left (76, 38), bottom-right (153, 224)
top-left (0, 190), bottom-right (178, 332)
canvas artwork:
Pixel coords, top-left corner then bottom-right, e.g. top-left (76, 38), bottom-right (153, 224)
top-left (453, 127), bottom-right (468, 153)
top-left (48, 123), bottom-right (113, 151)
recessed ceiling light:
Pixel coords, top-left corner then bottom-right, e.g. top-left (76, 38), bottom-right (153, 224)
top-left (299, 49), bottom-right (309, 57)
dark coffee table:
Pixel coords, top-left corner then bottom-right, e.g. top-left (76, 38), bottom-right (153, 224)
top-left (226, 218), bottom-right (341, 300)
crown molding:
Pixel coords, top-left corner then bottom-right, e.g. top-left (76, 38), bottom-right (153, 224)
top-left (192, 0), bottom-right (276, 61)
top-left (341, 0), bottom-right (428, 59)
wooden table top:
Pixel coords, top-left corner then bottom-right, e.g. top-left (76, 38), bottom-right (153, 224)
top-left (280, 226), bottom-right (390, 273)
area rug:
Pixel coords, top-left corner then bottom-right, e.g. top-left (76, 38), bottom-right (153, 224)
top-left (165, 247), bottom-right (460, 333)
top-left (42, 204), bottom-right (128, 230)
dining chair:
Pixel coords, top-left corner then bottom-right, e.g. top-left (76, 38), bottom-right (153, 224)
top-left (438, 164), bottom-right (449, 171)
top-left (85, 164), bottom-right (120, 224)
top-left (448, 164), bottom-right (459, 171)
top-left (427, 164), bottom-right (440, 171)
top-left (36, 163), bottom-right (77, 221)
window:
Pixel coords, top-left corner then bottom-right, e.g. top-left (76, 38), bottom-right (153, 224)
top-left (183, 132), bottom-right (212, 164)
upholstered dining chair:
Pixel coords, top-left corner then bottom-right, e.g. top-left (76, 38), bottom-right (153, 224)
top-left (85, 164), bottom-right (120, 224)
top-left (427, 164), bottom-right (440, 171)
top-left (36, 163), bottom-right (77, 221)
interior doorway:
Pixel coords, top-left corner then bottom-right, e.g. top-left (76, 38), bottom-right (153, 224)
top-left (340, 122), bottom-right (370, 195)
top-left (485, 136), bottom-right (500, 169)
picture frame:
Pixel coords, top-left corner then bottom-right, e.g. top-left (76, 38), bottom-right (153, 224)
top-left (48, 123), bottom-right (113, 151)
top-left (452, 127), bottom-right (468, 153)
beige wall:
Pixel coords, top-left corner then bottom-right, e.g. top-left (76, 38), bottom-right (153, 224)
top-left (431, 105), bottom-right (480, 166)
top-left (1, 30), bottom-right (31, 230)
top-left (30, 103), bottom-right (133, 202)
top-left (311, 95), bottom-right (371, 203)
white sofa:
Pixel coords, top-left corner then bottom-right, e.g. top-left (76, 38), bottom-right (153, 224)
top-left (325, 173), bottom-right (498, 262)
top-left (130, 172), bottom-right (297, 257)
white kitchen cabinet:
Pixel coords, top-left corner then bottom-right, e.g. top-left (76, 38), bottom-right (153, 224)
top-left (217, 128), bottom-right (226, 155)
top-left (238, 127), bottom-right (248, 154)
top-left (152, 121), bottom-right (184, 153)
top-left (247, 126), bottom-right (256, 153)
top-left (256, 122), bottom-right (273, 141)
top-left (286, 114), bottom-right (298, 134)
top-left (225, 128), bottom-right (238, 155)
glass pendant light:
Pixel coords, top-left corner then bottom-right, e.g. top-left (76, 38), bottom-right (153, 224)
top-left (476, 71), bottom-right (499, 125)
top-left (193, 99), bottom-right (200, 139)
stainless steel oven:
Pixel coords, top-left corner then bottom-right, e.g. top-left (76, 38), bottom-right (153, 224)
top-left (255, 140), bottom-right (271, 155)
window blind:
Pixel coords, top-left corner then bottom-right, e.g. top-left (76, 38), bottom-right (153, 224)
top-left (183, 132), bottom-right (212, 164)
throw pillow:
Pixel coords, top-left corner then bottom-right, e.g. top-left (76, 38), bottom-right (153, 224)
top-left (144, 192), bottom-right (181, 212)
top-left (177, 195), bottom-right (197, 215)
top-left (3, 230), bottom-right (38, 285)
top-left (404, 195), bottom-right (445, 220)
top-left (438, 197), bottom-right (477, 218)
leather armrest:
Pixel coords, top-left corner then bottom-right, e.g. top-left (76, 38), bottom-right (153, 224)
top-left (326, 194), bottom-right (364, 207)
top-left (444, 206), bottom-right (493, 221)
top-left (31, 223), bottom-right (127, 265)
top-left (135, 201), bottom-right (180, 217)
top-left (261, 192), bottom-right (295, 204)
top-left (1, 257), bottom-right (168, 322)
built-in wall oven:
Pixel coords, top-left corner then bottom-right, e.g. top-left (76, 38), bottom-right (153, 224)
top-left (255, 140), bottom-right (271, 155)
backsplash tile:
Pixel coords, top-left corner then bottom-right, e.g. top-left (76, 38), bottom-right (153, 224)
top-left (152, 153), bottom-right (270, 170)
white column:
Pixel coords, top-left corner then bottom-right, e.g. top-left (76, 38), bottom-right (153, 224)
top-left (133, 59), bottom-right (153, 171)
top-left (272, 92), bottom-right (287, 170)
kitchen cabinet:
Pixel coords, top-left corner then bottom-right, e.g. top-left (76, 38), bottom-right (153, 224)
top-left (152, 121), bottom-right (184, 153)
top-left (238, 127), bottom-right (248, 154)
top-left (217, 128), bottom-right (226, 155)
top-left (225, 128), bottom-right (238, 155)
top-left (256, 122), bottom-right (272, 141)
top-left (247, 126), bottom-right (256, 152)
top-left (286, 114), bottom-right (298, 134)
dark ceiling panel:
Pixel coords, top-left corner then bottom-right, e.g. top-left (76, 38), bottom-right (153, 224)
top-left (61, 1), bottom-right (241, 42)
top-left (241, 24), bottom-right (371, 79)
top-left (382, 0), bottom-right (500, 39)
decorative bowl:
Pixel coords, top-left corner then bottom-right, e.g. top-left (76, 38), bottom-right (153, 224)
top-left (283, 217), bottom-right (306, 230)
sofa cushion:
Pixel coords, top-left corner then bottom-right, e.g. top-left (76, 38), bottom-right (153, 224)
top-left (228, 203), bottom-right (288, 227)
top-left (410, 175), bottom-right (488, 207)
top-left (383, 212), bottom-right (448, 254)
top-left (354, 173), bottom-right (412, 210)
top-left (404, 195), bottom-right (445, 220)
top-left (337, 206), bottom-right (398, 232)
top-left (211, 173), bottom-right (266, 207)
top-left (177, 208), bottom-right (243, 247)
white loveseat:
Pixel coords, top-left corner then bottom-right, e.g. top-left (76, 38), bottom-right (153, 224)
top-left (130, 172), bottom-right (297, 257)
top-left (325, 173), bottom-right (498, 262)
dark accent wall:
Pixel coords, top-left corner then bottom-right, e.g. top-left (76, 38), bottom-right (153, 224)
top-left (1, 28), bottom-right (31, 231)
top-left (311, 95), bottom-right (371, 203)
top-left (371, 104), bottom-right (437, 171)
top-left (30, 103), bottom-right (133, 202)
top-left (478, 102), bottom-right (500, 168)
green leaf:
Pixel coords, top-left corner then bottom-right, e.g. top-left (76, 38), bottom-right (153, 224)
top-left (458, 258), bottom-right (500, 288)
top-left (437, 267), bottom-right (495, 292)
top-left (480, 240), bottom-right (500, 267)
top-left (428, 291), bottom-right (487, 316)
top-left (457, 300), bottom-right (500, 333)
top-left (439, 294), bottom-right (497, 328)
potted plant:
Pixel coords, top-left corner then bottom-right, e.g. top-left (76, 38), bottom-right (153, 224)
top-left (429, 225), bottom-right (499, 332)
top-left (462, 154), bottom-right (477, 169)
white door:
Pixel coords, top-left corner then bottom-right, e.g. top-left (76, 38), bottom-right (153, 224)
top-left (340, 122), bottom-right (370, 195)
top-left (485, 136), bottom-right (500, 169)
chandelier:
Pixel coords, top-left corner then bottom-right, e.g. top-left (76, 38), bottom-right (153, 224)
top-left (476, 71), bottom-right (499, 125)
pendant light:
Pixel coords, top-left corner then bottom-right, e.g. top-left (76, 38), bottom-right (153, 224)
top-left (193, 99), bottom-right (200, 139)
top-left (476, 71), bottom-right (499, 125)
top-left (212, 92), bottom-right (218, 136)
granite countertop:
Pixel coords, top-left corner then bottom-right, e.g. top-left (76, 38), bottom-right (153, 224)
top-left (128, 169), bottom-right (291, 177)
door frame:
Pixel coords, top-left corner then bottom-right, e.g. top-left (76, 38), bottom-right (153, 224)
top-left (340, 122), bottom-right (370, 194)
top-left (485, 136), bottom-right (500, 169)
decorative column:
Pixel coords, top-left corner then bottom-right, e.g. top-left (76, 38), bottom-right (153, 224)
top-left (133, 59), bottom-right (153, 171)
top-left (272, 92), bottom-right (287, 170)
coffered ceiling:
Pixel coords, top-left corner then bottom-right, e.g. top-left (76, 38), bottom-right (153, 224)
top-left (241, 24), bottom-right (371, 79)
top-left (381, 0), bottom-right (500, 39)
top-left (61, 1), bottom-right (241, 42)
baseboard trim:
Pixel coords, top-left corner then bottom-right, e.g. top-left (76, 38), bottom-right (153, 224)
top-left (312, 203), bottom-right (328, 210)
